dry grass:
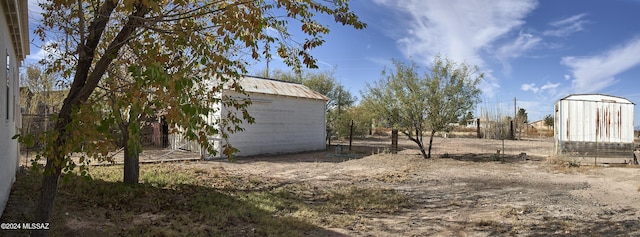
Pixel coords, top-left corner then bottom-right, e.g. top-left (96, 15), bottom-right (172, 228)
top-left (500, 205), bottom-right (539, 218)
top-left (5, 136), bottom-right (639, 236)
top-left (374, 169), bottom-right (411, 183)
top-left (545, 155), bottom-right (594, 173)
top-left (0, 163), bottom-right (411, 236)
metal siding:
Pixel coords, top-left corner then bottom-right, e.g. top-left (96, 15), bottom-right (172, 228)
top-left (225, 92), bottom-right (326, 157)
top-left (555, 94), bottom-right (635, 157)
top-left (557, 94), bottom-right (634, 144)
top-left (237, 76), bottom-right (329, 101)
top-left (201, 77), bottom-right (328, 157)
top-left (621, 103), bottom-right (635, 142)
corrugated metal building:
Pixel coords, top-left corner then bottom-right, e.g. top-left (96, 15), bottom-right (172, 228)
top-left (554, 94), bottom-right (635, 158)
top-left (1, 0), bottom-right (29, 215)
top-left (183, 75), bottom-right (329, 158)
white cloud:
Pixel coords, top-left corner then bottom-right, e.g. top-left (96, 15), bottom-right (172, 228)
top-left (373, 0), bottom-right (537, 67)
top-left (544, 13), bottom-right (588, 37)
top-left (24, 48), bottom-right (47, 63)
top-left (24, 41), bottom-right (62, 64)
top-left (540, 81), bottom-right (560, 95)
top-left (540, 81), bottom-right (560, 91)
top-left (521, 83), bottom-right (539, 93)
top-left (496, 31), bottom-right (542, 74)
top-left (563, 74), bottom-right (571, 80)
top-left (562, 37), bottom-right (640, 93)
top-left (371, 0), bottom-right (537, 97)
top-left (478, 72), bottom-right (500, 98)
top-left (521, 81), bottom-right (560, 94)
top-left (497, 32), bottom-right (542, 59)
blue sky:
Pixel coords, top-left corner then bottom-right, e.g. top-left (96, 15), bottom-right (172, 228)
top-left (252, 0), bottom-right (640, 126)
top-left (26, 0), bottom-right (640, 126)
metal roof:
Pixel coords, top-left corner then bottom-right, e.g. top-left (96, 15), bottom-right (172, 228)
top-left (559, 94), bottom-right (634, 104)
top-left (234, 75), bottom-right (329, 101)
top-left (2, 0), bottom-right (30, 61)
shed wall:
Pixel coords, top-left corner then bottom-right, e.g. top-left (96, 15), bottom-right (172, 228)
top-left (555, 95), bottom-right (635, 158)
top-left (219, 92), bottom-right (326, 157)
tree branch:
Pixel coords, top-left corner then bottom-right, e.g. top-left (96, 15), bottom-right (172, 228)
top-left (76, 3), bottom-right (151, 104)
top-left (64, 0), bottom-right (118, 108)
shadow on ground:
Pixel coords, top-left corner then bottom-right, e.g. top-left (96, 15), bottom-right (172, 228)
top-left (439, 153), bottom-right (545, 163)
top-left (0, 168), bottom-right (346, 237)
top-left (212, 144), bottom-right (390, 164)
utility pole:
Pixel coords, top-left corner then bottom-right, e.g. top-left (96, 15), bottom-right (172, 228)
top-left (513, 97), bottom-right (516, 121)
top-left (349, 120), bottom-right (354, 151)
top-left (265, 59), bottom-right (269, 78)
top-left (265, 41), bottom-right (270, 78)
top-left (514, 97), bottom-right (517, 140)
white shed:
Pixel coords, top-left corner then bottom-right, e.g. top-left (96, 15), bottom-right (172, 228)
top-left (1, 0), bottom-right (29, 215)
top-left (554, 94), bottom-right (635, 158)
top-left (204, 76), bottom-right (329, 158)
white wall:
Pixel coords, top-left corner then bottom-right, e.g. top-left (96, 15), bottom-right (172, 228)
top-left (0, 4), bottom-right (22, 215)
top-left (221, 92), bottom-right (326, 157)
top-left (556, 95), bottom-right (634, 143)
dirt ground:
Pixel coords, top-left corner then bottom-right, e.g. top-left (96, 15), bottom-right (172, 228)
top-left (197, 136), bottom-right (640, 236)
top-left (9, 136), bottom-right (640, 236)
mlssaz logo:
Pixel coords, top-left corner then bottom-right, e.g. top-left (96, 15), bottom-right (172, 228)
top-left (2, 222), bottom-right (50, 230)
top-left (22, 223), bottom-right (50, 230)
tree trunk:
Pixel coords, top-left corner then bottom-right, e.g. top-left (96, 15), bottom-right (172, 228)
top-left (121, 121), bottom-right (140, 184)
top-left (427, 129), bottom-right (436, 159)
top-left (31, 72), bottom-right (78, 237)
top-left (123, 115), bottom-right (141, 184)
top-left (417, 142), bottom-right (428, 159)
top-left (403, 129), bottom-right (429, 159)
top-left (123, 140), bottom-right (140, 184)
top-left (30, 3), bottom-right (147, 236)
top-left (31, 159), bottom-right (62, 237)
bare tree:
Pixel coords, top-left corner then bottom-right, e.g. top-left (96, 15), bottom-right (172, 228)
top-left (20, 65), bottom-right (67, 147)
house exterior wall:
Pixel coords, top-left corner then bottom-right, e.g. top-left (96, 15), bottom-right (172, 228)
top-left (554, 94), bottom-right (635, 158)
top-left (529, 120), bottom-right (551, 131)
top-left (1, 0), bottom-right (28, 215)
top-left (219, 91), bottom-right (327, 157)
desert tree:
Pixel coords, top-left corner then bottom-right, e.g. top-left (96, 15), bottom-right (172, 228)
top-left (517, 108), bottom-right (528, 124)
top-left (299, 70), bottom-right (356, 137)
top-left (361, 56), bottom-right (482, 159)
top-left (258, 68), bottom-right (355, 112)
top-left (516, 108), bottom-right (528, 138)
top-left (258, 68), bottom-right (302, 82)
top-left (458, 111), bottom-right (474, 126)
top-left (24, 1), bottom-right (365, 235)
top-left (543, 114), bottom-right (554, 130)
top-left (257, 69), bottom-right (356, 137)
top-left (341, 104), bottom-right (375, 138)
